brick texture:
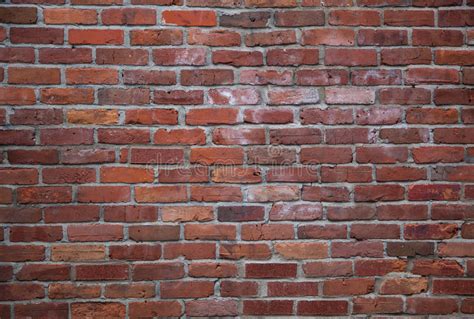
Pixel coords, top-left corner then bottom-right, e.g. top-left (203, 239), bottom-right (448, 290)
top-left (0, 0), bottom-right (473, 317)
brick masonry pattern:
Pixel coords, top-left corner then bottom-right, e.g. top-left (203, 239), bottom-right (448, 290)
top-left (0, 0), bottom-right (473, 317)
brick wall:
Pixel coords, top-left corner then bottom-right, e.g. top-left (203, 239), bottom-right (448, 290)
top-left (0, 0), bottom-right (473, 317)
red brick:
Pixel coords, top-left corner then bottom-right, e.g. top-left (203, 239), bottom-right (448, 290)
top-left (9, 67), bottom-right (60, 85)
top-left (0, 88), bottom-right (35, 105)
top-left (66, 68), bottom-right (118, 85)
top-left (436, 50), bottom-right (474, 66)
top-left (71, 303), bottom-right (125, 318)
top-left (326, 48), bottom-right (377, 66)
top-left (129, 301), bottom-right (182, 317)
top-left (162, 10), bottom-right (216, 26)
top-left (412, 259), bottom-right (464, 276)
top-left (297, 300), bottom-right (349, 316)
top-left (181, 69), bottom-right (233, 86)
top-left (385, 10), bottom-right (434, 26)
top-left (41, 88), bottom-right (94, 105)
top-left (43, 167), bottom-right (96, 184)
top-left (0, 168), bottom-right (38, 185)
top-left (48, 283), bottom-right (99, 299)
top-left (241, 69), bottom-right (293, 85)
top-left (0, 208), bottom-right (41, 223)
top-left (236, 222), bottom-right (291, 241)
top-left (162, 206), bottom-right (213, 222)
top-left (357, 146), bottom-right (408, 163)
top-left (322, 166), bottom-right (372, 183)
top-left (61, 148), bottom-right (114, 164)
top-left (132, 262), bottom-right (184, 280)
top-left (408, 184), bottom-right (460, 201)
top-left (10, 109), bottom-right (63, 125)
top-left (97, 48), bottom-right (148, 65)
top-left (39, 48), bottom-right (92, 64)
top-left (153, 91), bottom-right (202, 107)
top-left (68, 224), bottom-right (123, 242)
top-left (0, 283), bottom-right (45, 301)
top-left (355, 259), bottom-right (407, 276)
top-left (125, 109), bottom-right (177, 125)
top-left (130, 29), bottom-right (183, 45)
top-left (221, 281), bottom-right (258, 297)
top-left (298, 224), bottom-right (345, 239)
top-left (17, 186), bottom-right (72, 204)
top-left (0, 48), bottom-right (34, 63)
top-left (329, 10), bottom-right (381, 26)
top-left (186, 300), bottom-right (237, 317)
top-left (439, 9), bottom-right (474, 27)
top-left (15, 303), bottom-right (69, 318)
top-left (0, 7), bottom-right (37, 24)
top-left (189, 262), bottom-right (237, 278)
top-left (356, 107), bottom-right (402, 125)
top-left (0, 245), bottom-right (45, 262)
top-left (16, 264), bottom-right (70, 281)
top-left (190, 147), bottom-right (243, 165)
top-left (353, 297), bottom-right (403, 314)
top-left (303, 261), bottom-right (353, 277)
top-left (407, 297), bottom-right (458, 314)
top-left (439, 243), bottom-right (474, 257)
top-left (220, 11), bottom-right (270, 28)
top-left (185, 224), bottom-right (236, 240)
top-left (161, 281), bottom-right (214, 298)
top-left (302, 107), bottom-right (353, 124)
top-left (380, 87), bottom-right (431, 105)
top-left (302, 185), bottom-right (350, 202)
top-left (302, 28), bottom-right (355, 45)
top-left (51, 244), bottom-right (105, 262)
top-left (209, 88), bottom-right (260, 105)
top-left (45, 206), bottom-right (100, 223)
top-left (220, 243), bottom-right (271, 260)
top-left (212, 50), bottom-right (263, 66)
top-left (11, 27), bottom-right (63, 44)
top-left (135, 186), bottom-right (187, 203)
top-left (244, 300), bottom-right (293, 316)
top-left (407, 108), bottom-right (458, 124)
top-left (297, 69), bottom-right (349, 86)
top-left (301, 147), bottom-right (352, 164)
top-left (462, 299), bottom-right (474, 314)
top-left (77, 186), bottom-right (130, 203)
top-left (188, 29), bottom-right (240, 46)
top-left (165, 243), bottom-right (216, 259)
top-left (270, 203), bottom-right (322, 221)
top-left (102, 8), bottom-right (156, 25)
top-left (355, 185), bottom-right (405, 201)
top-left (105, 283), bottom-right (155, 298)
top-left (275, 10), bottom-right (325, 26)
top-left (10, 226), bottom-right (63, 242)
top-left (327, 205), bottom-right (376, 221)
top-left (44, 8), bottom-right (97, 24)
top-left (382, 48), bottom-right (432, 65)
top-left (76, 264), bottom-right (128, 281)
top-left (326, 87), bottom-right (375, 105)
top-left (244, 108), bottom-right (293, 124)
top-left (246, 30), bottom-right (296, 46)
top-left (377, 204), bottom-right (428, 220)
top-left (323, 278), bottom-right (375, 296)
top-left (212, 167), bottom-right (262, 184)
top-left (130, 148), bottom-right (183, 164)
top-left (358, 29), bottom-right (408, 45)
top-left (153, 48), bottom-right (206, 66)
top-left (413, 29), bottom-right (463, 46)
top-left (267, 48), bottom-right (318, 66)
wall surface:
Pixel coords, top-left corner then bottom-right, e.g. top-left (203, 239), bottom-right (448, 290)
top-left (0, 0), bottom-right (473, 317)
